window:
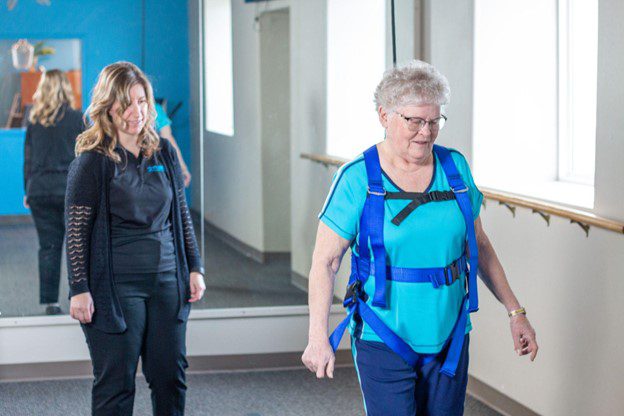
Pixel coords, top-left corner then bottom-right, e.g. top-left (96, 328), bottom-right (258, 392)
top-left (558, 0), bottom-right (598, 185)
top-left (473, 0), bottom-right (597, 208)
top-left (326, 0), bottom-right (386, 159)
top-left (204, 0), bottom-right (234, 136)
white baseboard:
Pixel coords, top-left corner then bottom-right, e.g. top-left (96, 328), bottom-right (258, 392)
top-left (467, 375), bottom-right (541, 416)
top-left (0, 305), bottom-right (349, 373)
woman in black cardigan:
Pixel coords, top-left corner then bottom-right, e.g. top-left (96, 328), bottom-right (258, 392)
top-left (66, 61), bottom-right (205, 416)
top-left (23, 69), bottom-right (84, 315)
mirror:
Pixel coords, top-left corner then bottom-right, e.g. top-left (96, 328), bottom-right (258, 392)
top-left (0, 6), bottom-right (326, 318)
top-left (191, 5), bottom-right (312, 311)
top-left (0, 38), bottom-right (82, 317)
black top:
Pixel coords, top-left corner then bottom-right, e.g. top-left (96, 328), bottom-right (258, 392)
top-left (23, 104), bottom-right (85, 197)
top-left (64, 138), bottom-right (204, 333)
top-left (110, 147), bottom-right (176, 274)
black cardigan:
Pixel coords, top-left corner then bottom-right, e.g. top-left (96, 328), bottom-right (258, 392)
top-left (65, 138), bottom-right (203, 333)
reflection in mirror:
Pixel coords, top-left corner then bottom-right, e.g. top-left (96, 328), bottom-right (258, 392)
top-left (0, 38), bottom-right (82, 318)
top-left (0, 3), bottom-right (348, 321)
top-left (190, 5), bottom-right (313, 310)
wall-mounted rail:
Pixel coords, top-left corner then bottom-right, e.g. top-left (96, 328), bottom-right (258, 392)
top-left (301, 152), bottom-right (624, 237)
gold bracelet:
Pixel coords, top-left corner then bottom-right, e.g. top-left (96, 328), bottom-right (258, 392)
top-left (508, 307), bottom-right (526, 318)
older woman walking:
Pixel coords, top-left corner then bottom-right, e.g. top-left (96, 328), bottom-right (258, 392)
top-left (302, 60), bottom-right (538, 415)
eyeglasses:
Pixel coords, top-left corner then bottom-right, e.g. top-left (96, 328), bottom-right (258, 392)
top-left (395, 113), bottom-right (447, 132)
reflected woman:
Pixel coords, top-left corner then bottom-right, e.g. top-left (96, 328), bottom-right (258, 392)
top-left (23, 69), bottom-right (84, 315)
top-left (65, 61), bottom-right (205, 416)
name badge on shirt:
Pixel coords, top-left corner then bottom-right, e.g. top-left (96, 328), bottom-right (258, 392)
top-left (147, 165), bottom-right (165, 173)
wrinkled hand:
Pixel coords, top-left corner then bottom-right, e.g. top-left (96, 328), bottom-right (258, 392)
top-left (188, 272), bottom-right (206, 302)
top-left (302, 339), bottom-right (336, 379)
top-left (70, 292), bottom-right (94, 324)
top-left (510, 314), bottom-right (538, 361)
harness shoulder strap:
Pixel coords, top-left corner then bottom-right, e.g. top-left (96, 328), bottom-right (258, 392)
top-left (433, 145), bottom-right (479, 312)
top-left (359, 145), bottom-right (388, 308)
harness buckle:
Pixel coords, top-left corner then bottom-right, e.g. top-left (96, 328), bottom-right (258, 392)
top-left (448, 260), bottom-right (461, 284)
top-left (367, 187), bottom-right (387, 197)
top-left (451, 185), bottom-right (468, 194)
top-left (343, 280), bottom-right (368, 307)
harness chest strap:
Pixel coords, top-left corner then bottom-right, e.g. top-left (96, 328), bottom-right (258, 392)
top-left (386, 190), bottom-right (456, 226)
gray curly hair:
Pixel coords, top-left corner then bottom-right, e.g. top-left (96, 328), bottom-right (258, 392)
top-left (374, 60), bottom-right (450, 111)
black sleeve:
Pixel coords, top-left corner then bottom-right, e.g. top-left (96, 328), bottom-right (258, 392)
top-left (23, 125), bottom-right (32, 194)
top-left (65, 152), bottom-right (100, 296)
top-left (163, 139), bottom-right (204, 275)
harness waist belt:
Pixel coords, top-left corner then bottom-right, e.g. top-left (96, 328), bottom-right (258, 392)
top-left (352, 255), bottom-right (467, 288)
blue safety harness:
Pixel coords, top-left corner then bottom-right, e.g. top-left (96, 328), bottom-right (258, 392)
top-left (329, 144), bottom-right (479, 377)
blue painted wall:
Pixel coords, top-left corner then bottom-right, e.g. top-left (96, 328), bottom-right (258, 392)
top-left (0, 0), bottom-right (192, 215)
top-left (0, 129), bottom-right (29, 215)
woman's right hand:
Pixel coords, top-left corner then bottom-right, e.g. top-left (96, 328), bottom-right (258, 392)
top-left (70, 292), bottom-right (95, 324)
top-left (23, 196), bottom-right (29, 209)
top-left (302, 338), bottom-right (336, 379)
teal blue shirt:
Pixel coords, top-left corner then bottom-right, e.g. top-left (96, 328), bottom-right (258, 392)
top-left (154, 103), bottom-right (172, 132)
top-left (319, 147), bottom-right (483, 354)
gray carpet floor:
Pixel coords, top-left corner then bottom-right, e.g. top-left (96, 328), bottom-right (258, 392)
top-left (0, 221), bottom-right (309, 318)
top-left (0, 367), bottom-right (502, 416)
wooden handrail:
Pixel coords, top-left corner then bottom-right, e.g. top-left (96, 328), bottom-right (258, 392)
top-left (300, 152), bottom-right (624, 236)
top-left (480, 188), bottom-right (624, 235)
top-left (300, 152), bottom-right (348, 167)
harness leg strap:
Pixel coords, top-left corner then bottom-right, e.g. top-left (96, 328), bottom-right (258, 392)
top-left (440, 296), bottom-right (469, 377)
top-left (329, 308), bottom-right (356, 351)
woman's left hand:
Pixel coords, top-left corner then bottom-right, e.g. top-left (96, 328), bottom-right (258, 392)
top-left (510, 314), bottom-right (538, 361)
top-left (189, 272), bottom-right (206, 302)
top-left (182, 169), bottom-right (192, 188)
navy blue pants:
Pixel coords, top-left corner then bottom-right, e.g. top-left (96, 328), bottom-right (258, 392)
top-left (352, 335), bottom-right (470, 416)
top-left (82, 271), bottom-right (187, 416)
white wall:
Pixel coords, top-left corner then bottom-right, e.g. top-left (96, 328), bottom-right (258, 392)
top-left (594, 0), bottom-right (624, 220)
top-left (260, 9), bottom-right (291, 252)
top-left (0, 306), bottom-right (350, 366)
top-left (203, 0), bottom-right (263, 250)
top-left (426, 1), bottom-right (624, 415)
top-left (425, 0), bottom-right (474, 158)
top-left (191, 0), bottom-right (290, 253)
top-left (289, 0), bottom-right (333, 281)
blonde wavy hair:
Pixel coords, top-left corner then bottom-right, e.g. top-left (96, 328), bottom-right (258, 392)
top-left (76, 61), bottom-right (159, 162)
top-left (29, 69), bottom-right (75, 127)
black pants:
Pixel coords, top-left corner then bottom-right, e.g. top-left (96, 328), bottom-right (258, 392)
top-left (82, 271), bottom-right (188, 416)
top-left (28, 195), bottom-right (65, 304)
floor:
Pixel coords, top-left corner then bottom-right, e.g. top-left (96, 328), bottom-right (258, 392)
top-left (0, 367), bottom-right (503, 416)
top-left (0, 221), bottom-right (504, 415)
